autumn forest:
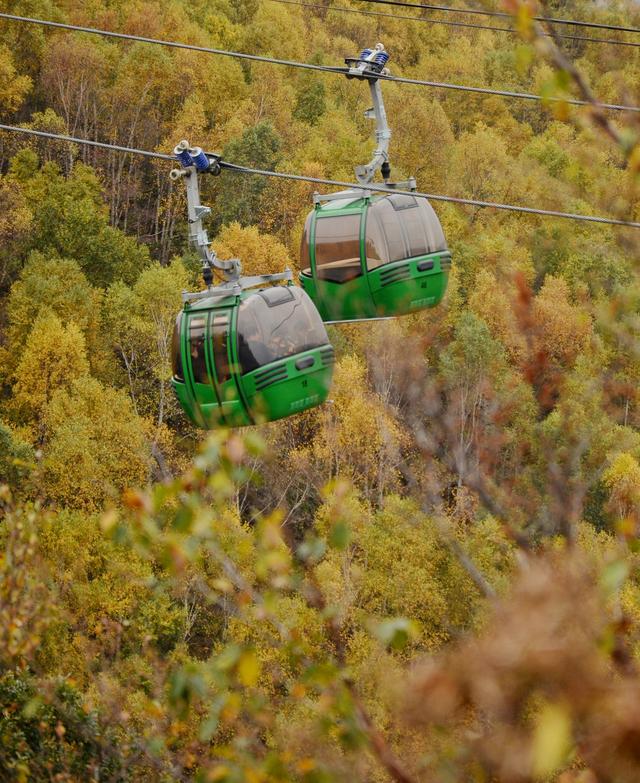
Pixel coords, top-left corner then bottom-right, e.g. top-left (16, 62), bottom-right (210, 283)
top-left (2, 0), bottom-right (640, 780)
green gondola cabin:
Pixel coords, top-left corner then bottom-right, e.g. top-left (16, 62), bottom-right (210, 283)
top-left (171, 285), bottom-right (335, 428)
top-left (300, 191), bottom-right (451, 322)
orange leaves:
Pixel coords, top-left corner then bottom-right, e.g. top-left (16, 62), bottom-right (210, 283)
top-left (532, 276), bottom-right (592, 369)
top-left (403, 551), bottom-right (638, 780)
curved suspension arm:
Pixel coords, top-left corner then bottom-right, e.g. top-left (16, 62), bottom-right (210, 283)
top-left (355, 79), bottom-right (391, 186)
top-left (170, 140), bottom-right (293, 304)
top-left (346, 44), bottom-right (416, 190)
top-left (170, 140), bottom-right (242, 284)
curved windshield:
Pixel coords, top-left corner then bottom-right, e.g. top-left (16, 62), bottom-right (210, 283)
top-left (237, 287), bottom-right (329, 374)
top-left (365, 194), bottom-right (447, 270)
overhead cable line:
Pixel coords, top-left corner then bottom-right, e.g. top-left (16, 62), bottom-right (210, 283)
top-left (267, 0), bottom-right (640, 48)
top-left (0, 125), bottom-right (175, 160)
top-left (0, 13), bottom-right (347, 73)
top-left (355, 0), bottom-right (640, 34)
top-left (0, 12), bottom-right (639, 113)
top-left (220, 160), bottom-right (640, 227)
top-left (1, 123), bottom-right (638, 229)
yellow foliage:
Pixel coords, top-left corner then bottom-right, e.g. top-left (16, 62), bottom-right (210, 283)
top-left (212, 223), bottom-right (294, 277)
top-left (603, 452), bottom-right (640, 529)
top-left (0, 45), bottom-right (31, 113)
top-left (300, 354), bottom-right (409, 500)
top-left (0, 177), bottom-right (32, 246)
top-left (43, 377), bottom-right (151, 509)
top-left (533, 276), bottom-right (593, 367)
top-left (12, 310), bottom-right (90, 428)
top-left (6, 254), bottom-right (103, 376)
top-left (469, 269), bottom-right (527, 362)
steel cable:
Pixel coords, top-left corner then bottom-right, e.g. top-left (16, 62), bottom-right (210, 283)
top-left (355, 0), bottom-right (640, 34)
top-left (267, 0), bottom-right (640, 48)
top-left (1, 123), bottom-right (638, 229)
top-left (0, 12), bottom-right (638, 112)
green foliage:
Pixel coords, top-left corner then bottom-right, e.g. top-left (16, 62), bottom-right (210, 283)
top-left (0, 176), bottom-right (32, 292)
top-left (0, 669), bottom-right (122, 781)
top-left (7, 155), bottom-right (150, 287)
top-left (102, 260), bottom-right (190, 424)
top-left (293, 79), bottom-right (326, 126)
top-left (216, 122), bottom-right (282, 228)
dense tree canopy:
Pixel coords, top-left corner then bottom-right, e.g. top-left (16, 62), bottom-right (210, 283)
top-left (2, 0), bottom-right (640, 780)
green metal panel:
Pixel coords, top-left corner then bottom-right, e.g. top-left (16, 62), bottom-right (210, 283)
top-left (171, 379), bottom-right (200, 427)
top-left (180, 311), bottom-right (207, 428)
top-left (242, 346), bottom-right (334, 423)
top-left (368, 252), bottom-right (451, 316)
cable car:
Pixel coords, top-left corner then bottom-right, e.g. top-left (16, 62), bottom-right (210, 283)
top-left (300, 190), bottom-right (451, 322)
top-left (299, 44), bottom-right (452, 323)
top-left (169, 141), bottom-right (335, 428)
top-left (171, 285), bottom-right (334, 428)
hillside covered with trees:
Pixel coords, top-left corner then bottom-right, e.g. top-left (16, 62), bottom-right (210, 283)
top-left (2, 0), bottom-right (640, 780)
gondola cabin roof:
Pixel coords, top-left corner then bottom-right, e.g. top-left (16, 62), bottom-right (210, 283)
top-left (314, 193), bottom-right (368, 212)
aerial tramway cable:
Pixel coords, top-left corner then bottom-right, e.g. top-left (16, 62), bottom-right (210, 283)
top-left (354, 0), bottom-right (640, 35)
top-left (1, 123), bottom-right (639, 230)
top-left (266, 0), bottom-right (640, 48)
top-left (0, 12), bottom-right (639, 112)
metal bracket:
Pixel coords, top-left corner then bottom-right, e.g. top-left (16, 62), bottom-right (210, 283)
top-left (312, 189), bottom-right (372, 205)
top-left (344, 44), bottom-right (416, 190)
top-left (382, 178), bottom-right (417, 192)
top-left (170, 141), bottom-right (241, 285)
top-left (181, 269), bottom-right (293, 305)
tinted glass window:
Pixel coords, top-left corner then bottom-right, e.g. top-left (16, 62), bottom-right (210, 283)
top-left (389, 194), bottom-right (419, 211)
top-left (188, 316), bottom-right (211, 385)
top-left (212, 311), bottom-right (231, 385)
top-left (366, 195), bottom-right (447, 270)
top-left (394, 197), bottom-right (429, 258)
top-left (314, 215), bottom-right (362, 283)
top-left (237, 287), bottom-right (329, 374)
top-left (364, 208), bottom-right (387, 270)
top-left (368, 199), bottom-right (406, 266)
top-left (414, 198), bottom-right (447, 254)
top-left (171, 313), bottom-right (184, 381)
top-left (300, 212), bottom-right (313, 274)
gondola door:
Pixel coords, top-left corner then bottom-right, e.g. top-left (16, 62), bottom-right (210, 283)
top-left (303, 204), bottom-right (377, 322)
